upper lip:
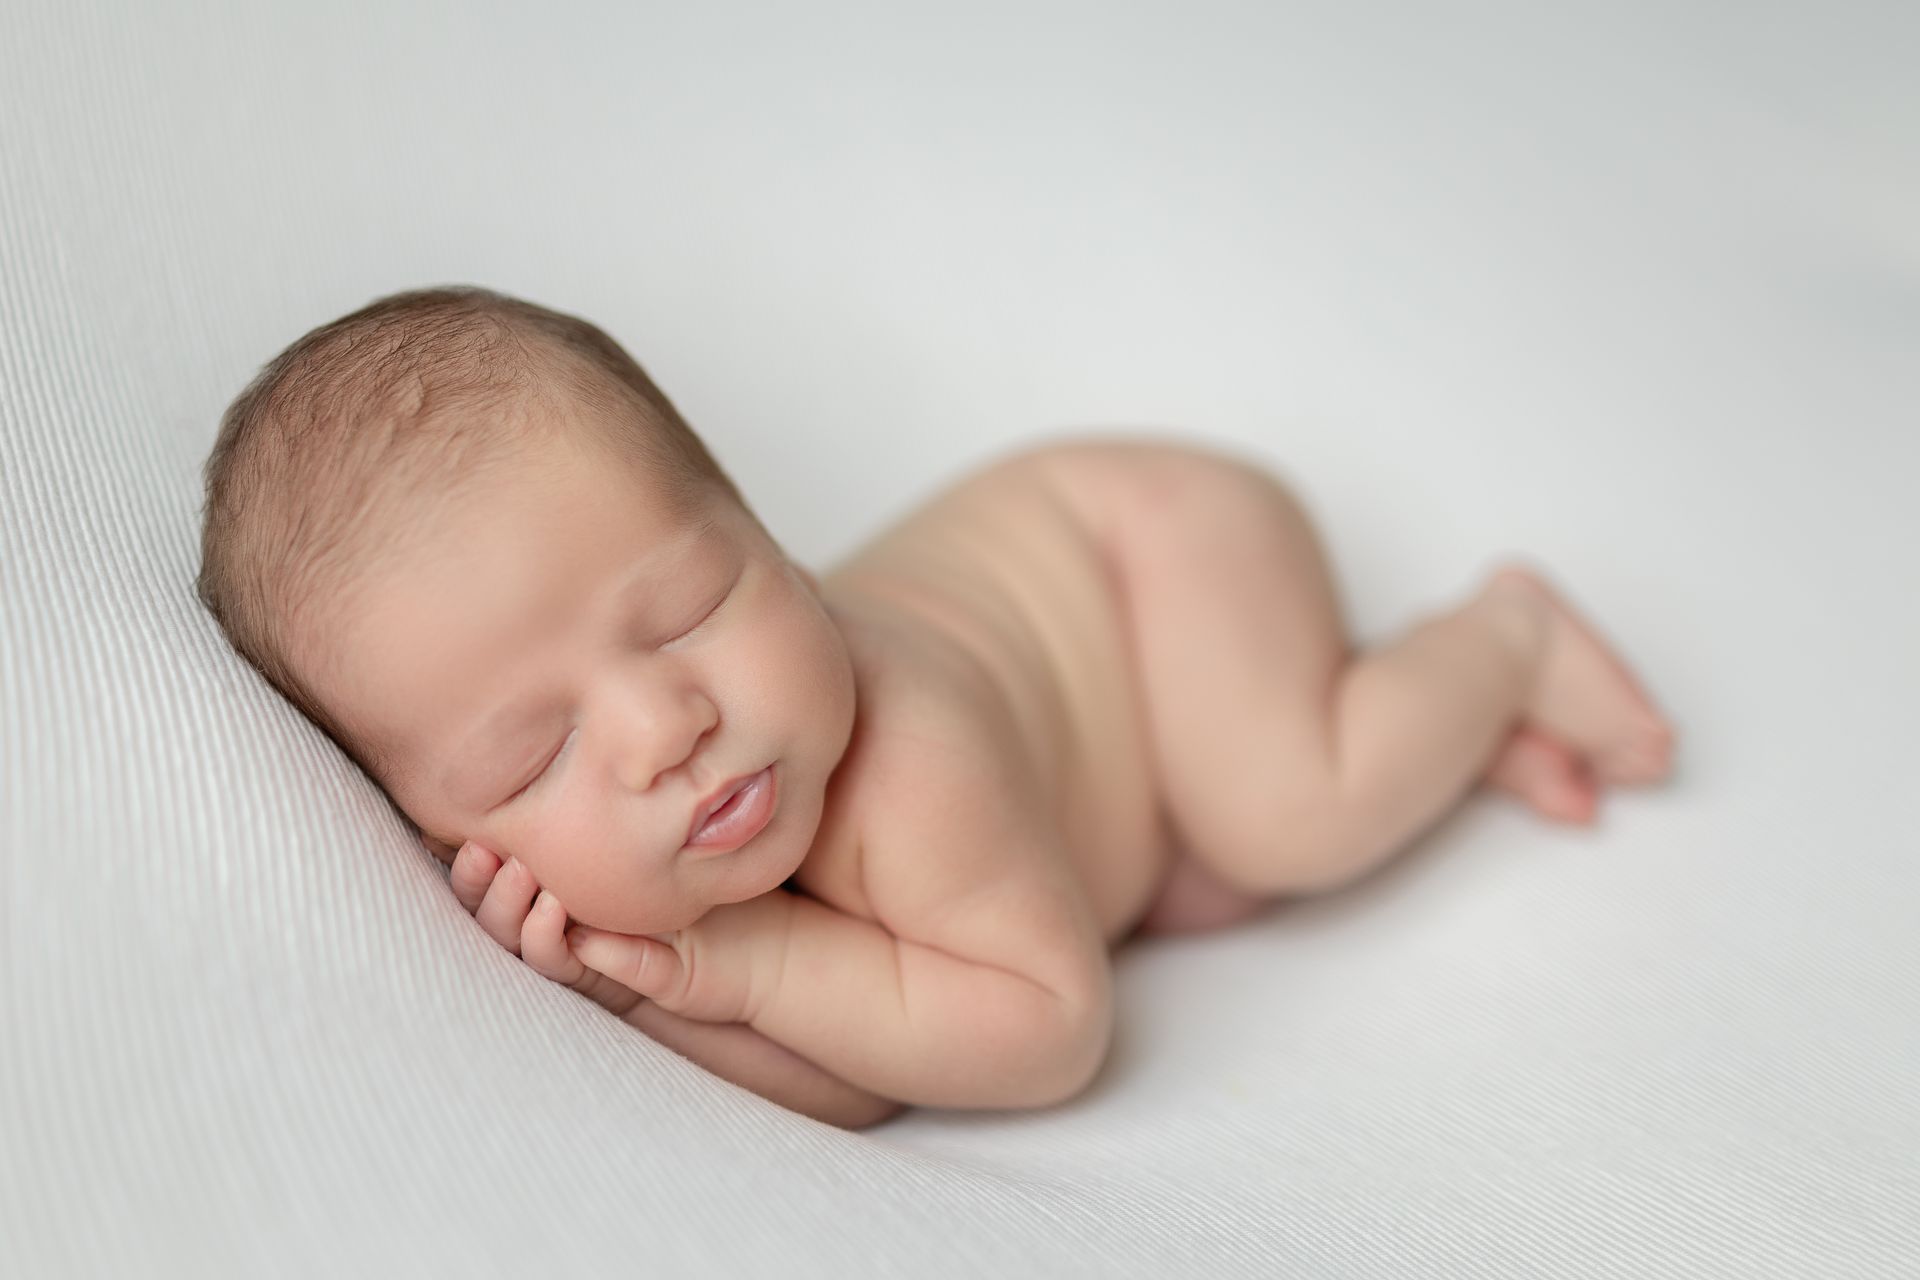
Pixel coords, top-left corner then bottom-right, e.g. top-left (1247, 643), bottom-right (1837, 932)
top-left (686, 769), bottom-right (762, 844)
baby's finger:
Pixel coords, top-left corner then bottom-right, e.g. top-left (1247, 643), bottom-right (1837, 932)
top-left (447, 840), bottom-right (501, 914)
top-left (475, 854), bottom-right (540, 956)
top-left (521, 896), bottom-right (644, 1015)
top-left (519, 890), bottom-right (585, 982)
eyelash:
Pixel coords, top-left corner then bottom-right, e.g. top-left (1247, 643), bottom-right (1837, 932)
top-left (499, 586), bottom-right (733, 805)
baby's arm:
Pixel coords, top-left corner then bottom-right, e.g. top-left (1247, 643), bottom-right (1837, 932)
top-left (750, 892), bottom-right (1111, 1110)
top-left (440, 839), bottom-right (900, 1130)
top-left (617, 999), bottom-right (904, 1130)
top-left (572, 816), bottom-right (1114, 1110)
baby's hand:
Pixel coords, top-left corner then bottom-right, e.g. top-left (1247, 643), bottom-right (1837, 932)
top-left (440, 839), bottom-right (647, 1021)
top-left (568, 892), bottom-right (794, 1026)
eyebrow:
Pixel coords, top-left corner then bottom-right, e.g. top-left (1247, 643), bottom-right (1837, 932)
top-left (437, 518), bottom-right (720, 805)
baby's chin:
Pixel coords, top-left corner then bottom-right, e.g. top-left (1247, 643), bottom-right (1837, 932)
top-left (642, 836), bottom-right (804, 930)
top-left (726, 839), bottom-right (809, 903)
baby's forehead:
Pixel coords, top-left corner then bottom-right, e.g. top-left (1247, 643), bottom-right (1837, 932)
top-left (408, 430), bottom-right (709, 525)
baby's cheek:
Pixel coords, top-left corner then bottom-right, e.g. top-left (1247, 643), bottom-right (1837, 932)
top-left (518, 805), bottom-right (629, 895)
top-left (796, 617), bottom-right (857, 743)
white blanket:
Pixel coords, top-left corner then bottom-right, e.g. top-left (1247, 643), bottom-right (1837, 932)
top-left (5, 1), bottom-right (1916, 1274)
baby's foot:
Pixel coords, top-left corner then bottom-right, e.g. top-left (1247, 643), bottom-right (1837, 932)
top-left (1491, 565), bottom-right (1676, 785)
top-left (1487, 723), bottom-right (1599, 824)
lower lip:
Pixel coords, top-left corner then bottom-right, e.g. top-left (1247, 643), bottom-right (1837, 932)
top-left (685, 765), bottom-right (777, 854)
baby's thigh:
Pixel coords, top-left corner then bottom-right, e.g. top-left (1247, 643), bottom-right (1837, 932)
top-left (1133, 850), bottom-right (1273, 937)
top-left (1058, 440), bottom-right (1346, 747)
top-left (1033, 436), bottom-right (1342, 650)
top-left (1040, 438), bottom-right (1352, 886)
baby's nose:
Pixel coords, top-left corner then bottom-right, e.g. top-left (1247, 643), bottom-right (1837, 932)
top-left (602, 686), bottom-right (720, 795)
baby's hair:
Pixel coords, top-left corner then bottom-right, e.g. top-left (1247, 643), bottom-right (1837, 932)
top-left (196, 283), bottom-right (743, 785)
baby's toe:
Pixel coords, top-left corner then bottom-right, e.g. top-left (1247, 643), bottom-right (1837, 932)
top-left (1596, 734), bottom-right (1674, 785)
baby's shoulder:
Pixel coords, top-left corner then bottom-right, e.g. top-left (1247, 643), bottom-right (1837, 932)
top-left (819, 608), bottom-right (1108, 991)
top-left (815, 445), bottom-right (1093, 774)
top-left (797, 442), bottom-right (1117, 937)
top-left (829, 595), bottom-right (1035, 818)
top-left (799, 595), bottom-right (1061, 917)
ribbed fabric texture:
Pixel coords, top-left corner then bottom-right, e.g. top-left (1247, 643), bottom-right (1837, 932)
top-left (4, 1), bottom-right (1918, 1275)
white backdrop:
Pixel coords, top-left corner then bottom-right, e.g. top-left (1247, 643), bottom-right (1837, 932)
top-left (4, 1), bottom-right (1916, 1275)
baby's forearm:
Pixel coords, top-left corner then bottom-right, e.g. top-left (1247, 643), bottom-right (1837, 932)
top-left (618, 999), bottom-right (903, 1130)
top-left (752, 893), bottom-right (1104, 1109)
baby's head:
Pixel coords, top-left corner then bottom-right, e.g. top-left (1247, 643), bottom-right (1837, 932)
top-left (197, 285), bottom-right (856, 934)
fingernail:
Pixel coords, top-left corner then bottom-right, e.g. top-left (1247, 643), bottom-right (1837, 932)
top-left (535, 891), bottom-right (557, 915)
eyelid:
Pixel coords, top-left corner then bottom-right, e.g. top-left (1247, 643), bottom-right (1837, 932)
top-left (682, 596), bottom-right (723, 637)
top-left (663, 579), bottom-right (734, 648)
top-left (502, 728), bottom-right (572, 806)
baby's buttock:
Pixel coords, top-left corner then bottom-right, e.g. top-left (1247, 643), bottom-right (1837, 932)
top-left (822, 456), bottom-right (1174, 942)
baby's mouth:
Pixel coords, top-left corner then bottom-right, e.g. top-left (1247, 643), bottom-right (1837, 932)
top-left (684, 764), bottom-right (777, 853)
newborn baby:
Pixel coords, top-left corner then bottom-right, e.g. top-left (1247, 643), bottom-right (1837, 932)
top-left (197, 285), bottom-right (1676, 1130)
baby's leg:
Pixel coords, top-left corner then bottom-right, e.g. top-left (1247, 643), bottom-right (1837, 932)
top-left (1062, 443), bottom-right (1673, 897)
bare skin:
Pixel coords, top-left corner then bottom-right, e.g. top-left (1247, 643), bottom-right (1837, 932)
top-left (1016, 441), bottom-right (1675, 909)
top-left (382, 432), bottom-right (1674, 1124)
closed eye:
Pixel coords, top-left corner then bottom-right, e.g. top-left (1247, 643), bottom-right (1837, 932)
top-left (665, 581), bottom-right (734, 647)
top-left (499, 729), bottom-right (573, 808)
top-left (495, 574), bottom-right (737, 809)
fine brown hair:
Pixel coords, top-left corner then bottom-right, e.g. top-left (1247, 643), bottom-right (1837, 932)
top-left (195, 284), bottom-right (744, 784)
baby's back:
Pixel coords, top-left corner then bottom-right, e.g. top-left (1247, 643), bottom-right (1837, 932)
top-left (809, 446), bottom-right (1174, 945)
